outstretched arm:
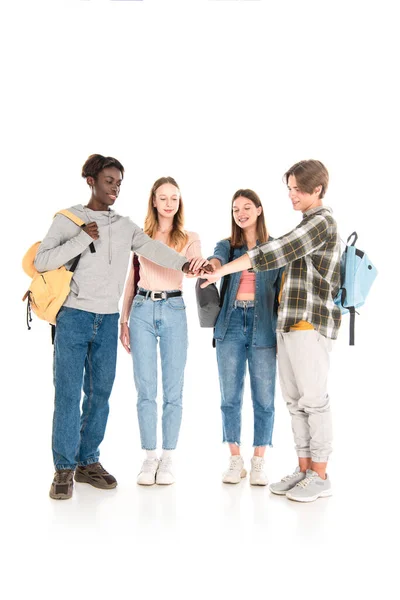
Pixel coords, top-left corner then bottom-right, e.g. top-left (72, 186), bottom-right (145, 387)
top-left (200, 253), bottom-right (251, 287)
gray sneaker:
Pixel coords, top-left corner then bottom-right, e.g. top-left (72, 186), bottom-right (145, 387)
top-left (269, 467), bottom-right (306, 495)
top-left (286, 469), bottom-right (332, 502)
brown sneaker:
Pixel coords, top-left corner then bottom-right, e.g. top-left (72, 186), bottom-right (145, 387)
top-left (49, 469), bottom-right (74, 500)
top-left (74, 462), bottom-right (117, 489)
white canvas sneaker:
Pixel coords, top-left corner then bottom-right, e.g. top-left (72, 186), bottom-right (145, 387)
top-left (156, 457), bottom-right (175, 485)
top-left (286, 470), bottom-right (332, 502)
top-left (249, 456), bottom-right (268, 486)
top-left (137, 458), bottom-right (159, 486)
top-left (222, 455), bottom-right (247, 484)
top-left (269, 467), bottom-right (306, 495)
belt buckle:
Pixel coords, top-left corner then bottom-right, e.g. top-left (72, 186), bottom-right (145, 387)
top-left (150, 291), bottom-right (166, 301)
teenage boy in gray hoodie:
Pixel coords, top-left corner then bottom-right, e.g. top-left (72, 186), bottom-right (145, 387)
top-left (36, 154), bottom-right (199, 500)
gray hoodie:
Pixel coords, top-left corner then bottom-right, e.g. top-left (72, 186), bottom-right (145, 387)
top-left (34, 205), bottom-right (187, 314)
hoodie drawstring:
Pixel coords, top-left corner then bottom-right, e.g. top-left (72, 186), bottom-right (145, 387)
top-left (108, 210), bottom-right (112, 264)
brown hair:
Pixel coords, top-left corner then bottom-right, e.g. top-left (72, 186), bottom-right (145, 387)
top-left (283, 159), bottom-right (329, 199)
top-left (144, 176), bottom-right (188, 252)
top-left (230, 189), bottom-right (268, 248)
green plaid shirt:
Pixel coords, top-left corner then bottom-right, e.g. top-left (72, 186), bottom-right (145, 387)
top-left (247, 206), bottom-right (341, 339)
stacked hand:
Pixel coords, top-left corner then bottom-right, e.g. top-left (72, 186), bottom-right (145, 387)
top-left (198, 268), bottom-right (222, 287)
top-left (183, 258), bottom-right (215, 277)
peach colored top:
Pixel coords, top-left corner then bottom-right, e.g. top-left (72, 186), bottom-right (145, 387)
top-left (120, 231), bottom-right (201, 323)
top-left (237, 269), bottom-right (256, 294)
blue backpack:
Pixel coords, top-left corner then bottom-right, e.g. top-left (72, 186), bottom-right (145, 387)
top-left (334, 232), bottom-right (377, 345)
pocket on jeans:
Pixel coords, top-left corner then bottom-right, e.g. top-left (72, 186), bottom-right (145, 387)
top-left (132, 296), bottom-right (145, 308)
top-left (56, 306), bottom-right (67, 322)
top-left (167, 297), bottom-right (186, 310)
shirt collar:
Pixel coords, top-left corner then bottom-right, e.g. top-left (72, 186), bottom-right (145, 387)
top-left (303, 205), bottom-right (331, 218)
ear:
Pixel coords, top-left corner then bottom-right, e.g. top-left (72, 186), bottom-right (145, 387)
top-left (257, 206), bottom-right (262, 216)
top-left (86, 176), bottom-right (95, 188)
top-left (314, 185), bottom-right (322, 197)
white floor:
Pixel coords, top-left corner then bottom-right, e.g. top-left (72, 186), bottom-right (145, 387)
top-left (3, 3), bottom-right (398, 597)
top-left (4, 293), bottom-right (396, 600)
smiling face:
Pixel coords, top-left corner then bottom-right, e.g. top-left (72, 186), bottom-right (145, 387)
top-left (87, 167), bottom-right (123, 208)
top-left (287, 174), bottom-right (323, 213)
top-left (232, 196), bottom-right (262, 231)
top-left (153, 183), bottom-right (180, 219)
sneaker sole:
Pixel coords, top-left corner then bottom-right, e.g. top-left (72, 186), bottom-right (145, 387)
top-left (250, 479), bottom-right (268, 486)
top-left (222, 468), bottom-right (247, 484)
top-left (137, 480), bottom-right (156, 486)
top-left (269, 487), bottom-right (290, 495)
top-left (155, 479), bottom-right (175, 485)
top-left (286, 489), bottom-right (333, 502)
top-left (74, 473), bottom-right (117, 489)
top-left (49, 490), bottom-right (72, 500)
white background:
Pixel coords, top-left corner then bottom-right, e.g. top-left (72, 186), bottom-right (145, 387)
top-left (1, 1), bottom-right (398, 599)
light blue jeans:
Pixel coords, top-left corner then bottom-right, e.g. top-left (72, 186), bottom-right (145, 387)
top-left (216, 302), bottom-right (276, 447)
top-left (130, 290), bottom-right (188, 450)
top-left (52, 307), bottom-right (119, 470)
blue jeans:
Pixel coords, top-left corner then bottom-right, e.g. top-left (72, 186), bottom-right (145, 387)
top-left (216, 303), bottom-right (276, 447)
top-left (52, 307), bottom-right (119, 470)
top-left (130, 291), bottom-right (188, 450)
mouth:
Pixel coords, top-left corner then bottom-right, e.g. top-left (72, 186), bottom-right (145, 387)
top-left (108, 194), bottom-right (117, 201)
top-left (238, 217), bottom-right (249, 224)
top-left (164, 209), bottom-right (174, 213)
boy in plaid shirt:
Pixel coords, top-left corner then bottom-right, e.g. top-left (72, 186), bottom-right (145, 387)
top-left (200, 160), bottom-right (341, 502)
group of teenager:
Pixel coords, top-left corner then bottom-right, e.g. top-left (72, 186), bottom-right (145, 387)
top-left (35, 154), bottom-right (341, 504)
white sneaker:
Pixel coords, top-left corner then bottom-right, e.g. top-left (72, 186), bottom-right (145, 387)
top-left (156, 457), bottom-right (175, 485)
top-left (137, 458), bottom-right (159, 486)
top-left (249, 456), bottom-right (268, 486)
top-left (222, 455), bottom-right (247, 484)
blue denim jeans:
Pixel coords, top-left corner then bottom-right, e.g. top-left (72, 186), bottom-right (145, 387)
top-left (52, 307), bottom-right (119, 470)
top-left (130, 291), bottom-right (188, 450)
top-left (216, 302), bottom-right (276, 447)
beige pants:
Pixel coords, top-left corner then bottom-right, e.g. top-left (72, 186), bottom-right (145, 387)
top-left (277, 330), bottom-right (333, 463)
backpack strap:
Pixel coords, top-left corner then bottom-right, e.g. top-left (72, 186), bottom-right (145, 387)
top-left (219, 245), bottom-right (235, 308)
top-left (212, 245), bottom-right (235, 348)
top-left (349, 307), bottom-right (356, 346)
top-left (55, 209), bottom-right (85, 227)
top-left (55, 209), bottom-right (96, 254)
top-left (133, 253), bottom-right (140, 297)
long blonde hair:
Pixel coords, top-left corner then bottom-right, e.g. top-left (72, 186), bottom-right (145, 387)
top-left (144, 176), bottom-right (188, 252)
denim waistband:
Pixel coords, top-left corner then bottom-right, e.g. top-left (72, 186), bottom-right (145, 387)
top-left (234, 300), bottom-right (255, 308)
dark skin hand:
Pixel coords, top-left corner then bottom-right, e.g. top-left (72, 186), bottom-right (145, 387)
top-left (83, 222), bottom-right (99, 240)
top-left (182, 262), bottom-right (214, 275)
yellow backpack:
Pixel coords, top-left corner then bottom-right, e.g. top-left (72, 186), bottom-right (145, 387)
top-left (22, 210), bottom-right (87, 329)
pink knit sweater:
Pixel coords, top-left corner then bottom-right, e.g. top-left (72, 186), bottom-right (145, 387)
top-left (120, 231), bottom-right (201, 323)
